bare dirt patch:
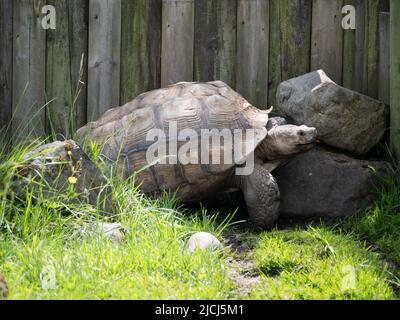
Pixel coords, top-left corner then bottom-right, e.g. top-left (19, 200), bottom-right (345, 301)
top-left (224, 233), bottom-right (261, 298)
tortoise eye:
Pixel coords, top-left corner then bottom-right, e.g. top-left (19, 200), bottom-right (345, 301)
top-left (298, 131), bottom-right (305, 137)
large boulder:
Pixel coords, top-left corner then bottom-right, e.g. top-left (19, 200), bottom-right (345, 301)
top-left (13, 140), bottom-right (112, 213)
top-left (274, 146), bottom-right (389, 218)
top-left (276, 70), bottom-right (388, 155)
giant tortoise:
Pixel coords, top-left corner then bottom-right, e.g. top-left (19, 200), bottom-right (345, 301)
top-left (76, 81), bottom-right (317, 229)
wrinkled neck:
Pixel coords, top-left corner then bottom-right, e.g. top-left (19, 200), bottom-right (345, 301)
top-left (256, 136), bottom-right (277, 161)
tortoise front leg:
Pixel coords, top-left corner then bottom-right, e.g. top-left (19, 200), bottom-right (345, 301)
top-left (237, 163), bottom-right (280, 230)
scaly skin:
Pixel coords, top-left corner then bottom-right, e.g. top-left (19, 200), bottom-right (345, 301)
top-left (232, 161), bottom-right (280, 230)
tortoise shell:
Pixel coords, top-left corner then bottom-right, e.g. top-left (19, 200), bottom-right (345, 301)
top-left (76, 81), bottom-right (270, 202)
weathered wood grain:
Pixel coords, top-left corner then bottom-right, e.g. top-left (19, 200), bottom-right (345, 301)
top-left (88, 0), bottom-right (121, 121)
top-left (69, 0), bottom-right (89, 130)
top-left (342, 0), bottom-right (355, 90)
top-left (353, 0), bottom-right (366, 93)
top-left (268, 0), bottom-right (280, 107)
top-left (380, 0), bottom-right (389, 11)
top-left (378, 12), bottom-right (390, 105)
top-left (215, 0), bottom-right (237, 88)
top-left (0, 0), bottom-right (13, 137)
top-left (390, 0), bottom-right (400, 159)
top-left (268, 0), bottom-right (311, 106)
top-left (363, 0), bottom-right (380, 99)
top-left (237, 0), bottom-right (269, 108)
top-left (12, 0), bottom-right (46, 141)
top-left (121, 0), bottom-right (161, 104)
top-left (46, 0), bottom-right (73, 139)
top-left (194, 0), bottom-right (237, 88)
top-left (311, 0), bottom-right (343, 84)
top-left (161, 0), bottom-right (195, 87)
top-left (194, 0), bottom-right (220, 83)
top-left (342, 0), bottom-right (366, 92)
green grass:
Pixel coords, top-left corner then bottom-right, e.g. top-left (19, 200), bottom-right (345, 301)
top-left (0, 213), bottom-right (234, 299)
top-left (0, 176), bottom-right (235, 299)
top-left (343, 163), bottom-right (400, 265)
top-left (249, 227), bottom-right (395, 300)
top-left (0, 138), bottom-right (399, 300)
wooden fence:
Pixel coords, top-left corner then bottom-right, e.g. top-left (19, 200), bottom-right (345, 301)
top-left (391, 0), bottom-right (400, 159)
top-left (0, 0), bottom-right (394, 147)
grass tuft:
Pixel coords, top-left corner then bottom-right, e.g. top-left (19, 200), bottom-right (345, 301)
top-left (343, 161), bottom-right (400, 265)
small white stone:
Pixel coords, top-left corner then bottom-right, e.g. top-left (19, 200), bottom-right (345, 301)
top-left (186, 232), bottom-right (222, 253)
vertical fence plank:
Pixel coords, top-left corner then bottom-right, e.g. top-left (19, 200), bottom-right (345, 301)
top-left (69, 0), bottom-right (89, 130)
top-left (342, 0), bottom-right (366, 91)
top-left (237, 0), bottom-right (269, 108)
top-left (0, 0), bottom-right (13, 137)
top-left (161, 0), bottom-right (194, 87)
top-left (46, 0), bottom-right (73, 139)
top-left (194, 0), bottom-right (217, 82)
top-left (342, 0), bottom-right (355, 89)
top-left (378, 12), bottom-right (390, 105)
top-left (390, 0), bottom-right (400, 159)
top-left (268, 0), bottom-right (311, 106)
top-left (363, 0), bottom-right (380, 98)
top-left (88, 0), bottom-right (121, 121)
top-left (353, 0), bottom-right (366, 93)
top-left (278, 1), bottom-right (312, 86)
top-left (215, 0), bottom-right (237, 88)
top-left (268, 0), bottom-right (280, 107)
top-left (121, 0), bottom-right (161, 104)
top-left (381, 0), bottom-right (389, 11)
top-left (13, 0), bottom-right (46, 141)
top-left (311, 0), bottom-right (343, 84)
top-left (194, 0), bottom-right (237, 88)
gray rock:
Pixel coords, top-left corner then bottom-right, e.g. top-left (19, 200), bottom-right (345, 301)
top-left (276, 70), bottom-right (388, 154)
top-left (86, 222), bottom-right (126, 243)
top-left (186, 232), bottom-right (222, 253)
top-left (267, 116), bottom-right (287, 130)
top-left (13, 140), bottom-right (112, 213)
top-left (274, 146), bottom-right (388, 218)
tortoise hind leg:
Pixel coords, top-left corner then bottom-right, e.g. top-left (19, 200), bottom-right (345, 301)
top-left (237, 163), bottom-right (280, 230)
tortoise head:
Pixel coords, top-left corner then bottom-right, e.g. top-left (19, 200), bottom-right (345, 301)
top-left (262, 124), bottom-right (317, 159)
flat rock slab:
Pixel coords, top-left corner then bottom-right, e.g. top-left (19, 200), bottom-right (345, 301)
top-left (276, 70), bottom-right (388, 155)
top-left (13, 140), bottom-right (112, 213)
top-left (274, 146), bottom-right (388, 218)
